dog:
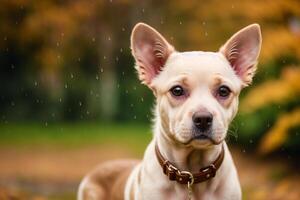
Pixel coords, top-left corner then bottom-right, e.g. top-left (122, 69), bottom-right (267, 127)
top-left (78, 22), bottom-right (262, 200)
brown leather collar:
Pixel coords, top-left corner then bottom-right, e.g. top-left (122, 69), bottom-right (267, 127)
top-left (155, 144), bottom-right (224, 185)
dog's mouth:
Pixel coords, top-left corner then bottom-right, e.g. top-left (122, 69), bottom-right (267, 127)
top-left (194, 134), bottom-right (209, 140)
top-left (183, 132), bottom-right (222, 146)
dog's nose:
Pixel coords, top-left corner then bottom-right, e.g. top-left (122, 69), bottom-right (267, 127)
top-left (192, 111), bottom-right (213, 132)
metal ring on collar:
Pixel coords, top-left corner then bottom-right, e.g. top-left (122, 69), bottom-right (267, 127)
top-left (180, 170), bottom-right (194, 185)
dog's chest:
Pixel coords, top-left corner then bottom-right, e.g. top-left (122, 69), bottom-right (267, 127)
top-left (144, 181), bottom-right (214, 200)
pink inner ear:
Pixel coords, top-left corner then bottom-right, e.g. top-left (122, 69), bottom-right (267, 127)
top-left (135, 42), bottom-right (167, 84)
top-left (132, 25), bottom-right (174, 85)
top-left (220, 24), bottom-right (261, 85)
top-left (227, 41), bottom-right (257, 78)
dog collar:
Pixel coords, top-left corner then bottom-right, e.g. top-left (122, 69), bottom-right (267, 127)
top-left (155, 143), bottom-right (224, 185)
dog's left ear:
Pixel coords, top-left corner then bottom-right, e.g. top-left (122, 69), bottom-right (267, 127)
top-left (131, 23), bottom-right (175, 87)
top-left (220, 24), bottom-right (262, 87)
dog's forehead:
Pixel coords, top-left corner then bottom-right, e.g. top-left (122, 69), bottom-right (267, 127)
top-left (165, 51), bottom-right (233, 76)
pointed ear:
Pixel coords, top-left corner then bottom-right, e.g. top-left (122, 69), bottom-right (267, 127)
top-left (131, 23), bottom-right (175, 87)
top-left (220, 24), bottom-right (262, 87)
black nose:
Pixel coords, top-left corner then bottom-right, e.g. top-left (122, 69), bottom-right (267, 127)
top-left (192, 111), bottom-right (213, 132)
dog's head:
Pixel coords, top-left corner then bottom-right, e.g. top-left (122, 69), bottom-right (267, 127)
top-left (131, 23), bottom-right (261, 148)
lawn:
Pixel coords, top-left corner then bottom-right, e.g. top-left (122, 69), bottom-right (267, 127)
top-left (0, 122), bottom-right (152, 155)
top-left (0, 122), bottom-right (299, 200)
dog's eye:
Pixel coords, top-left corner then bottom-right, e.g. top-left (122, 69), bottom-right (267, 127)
top-left (217, 85), bottom-right (231, 98)
top-left (170, 86), bottom-right (185, 97)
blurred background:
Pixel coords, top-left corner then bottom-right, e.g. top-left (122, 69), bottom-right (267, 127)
top-left (0, 0), bottom-right (300, 199)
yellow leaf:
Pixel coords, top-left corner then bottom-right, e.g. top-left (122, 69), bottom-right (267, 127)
top-left (259, 108), bottom-right (300, 154)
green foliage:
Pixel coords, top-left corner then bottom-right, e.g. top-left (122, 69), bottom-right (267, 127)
top-left (1, 0), bottom-right (300, 154)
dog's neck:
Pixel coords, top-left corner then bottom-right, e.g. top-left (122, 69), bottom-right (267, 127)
top-left (154, 120), bottom-right (223, 173)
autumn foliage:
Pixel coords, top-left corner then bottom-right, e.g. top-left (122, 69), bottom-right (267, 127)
top-left (0, 0), bottom-right (299, 154)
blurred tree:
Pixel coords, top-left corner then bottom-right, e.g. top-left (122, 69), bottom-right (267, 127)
top-left (0, 0), bottom-right (300, 154)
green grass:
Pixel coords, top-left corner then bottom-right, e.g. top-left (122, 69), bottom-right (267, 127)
top-left (0, 122), bottom-right (152, 154)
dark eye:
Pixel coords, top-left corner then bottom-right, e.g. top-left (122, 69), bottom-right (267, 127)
top-left (217, 85), bottom-right (231, 98)
top-left (170, 85), bottom-right (185, 97)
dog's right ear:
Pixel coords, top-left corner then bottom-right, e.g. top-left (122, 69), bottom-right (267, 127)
top-left (131, 23), bottom-right (175, 87)
top-left (220, 24), bottom-right (262, 87)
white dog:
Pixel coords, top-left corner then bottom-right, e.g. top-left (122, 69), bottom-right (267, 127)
top-left (78, 22), bottom-right (262, 200)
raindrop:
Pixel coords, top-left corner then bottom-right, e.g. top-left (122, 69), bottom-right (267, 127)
top-left (78, 57), bottom-right (81, 62)
top-left (130, 103), bottom-right (134, 107)
top-left (59, 98), bottom-right (62, 102)
top-left (202, 22), bottom-right (206, 25)
top-left (45, 122), bottom-right (48, 127)
top-left (231, 4), bottom-right (234, 9)
top-left (92, 37), bottom-right (96, 42)
top-left (205, 32), bottom-right (208, 36)
top-left (86, 110), bottom-right (90, 115)
top-left (134, 115), bottom-right (137, 120)
top-left (34, 81), bottom-right (38, 86)
top-left (122, 27), bottom-right (126, 32)
top-left (11, 64), bottom-right (15, 69)
top-left (64, 84), bottom-right (68, 89)
top-left (120, 48), bottom-right (123, 53)
top-left (108, 37), bottom-right (111, 41)
top-left (95, 75), bottom-right (99, 80)
top-left (141, 97), bottom-right (144, 102)
top-left (242, 149), bottom-right (246, 153)
top-left (249, 139), bottom-right (253, 144)
top-left (103, 55), bottom-right (106, 60)
top-left (11, 101), bottom-right (15, 107)
top-left (79, 101), bottom-right (82, 106)
top-left (70, 73), bottom-right (74, 79)
top-left (179, 21), bottom-right (182, 25)
top-left (56, 42), bottom-right (60, 47)
top-left (100, 68), bottom-right (104, 73)
top-left (4, 36), bottom-right (7, 41)
top-left (133, 86), bottom-right (136, 90)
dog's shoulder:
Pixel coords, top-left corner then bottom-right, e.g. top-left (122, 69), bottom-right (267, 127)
top-left (78, 159), bottom-right (140, 200)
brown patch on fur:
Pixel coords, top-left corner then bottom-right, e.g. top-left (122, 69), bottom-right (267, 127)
top-left (80, 159), bottom-right (139, 200)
